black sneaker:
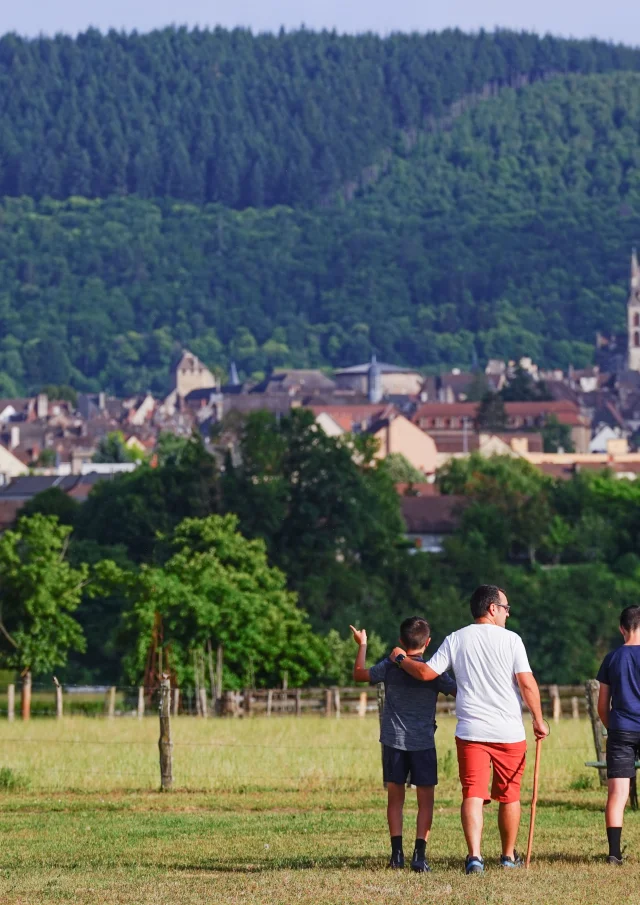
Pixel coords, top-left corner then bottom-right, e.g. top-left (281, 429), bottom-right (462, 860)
top-left (411, 849), bottom-right (431, 873)
top-left (388, 851), bottom-right (405, 869)
top-left (500, 851), bottom-right (524, 869)
top-left (606, 854), bottom-right (623, 866)
top-left (465, 855), bottom-right (485, 875)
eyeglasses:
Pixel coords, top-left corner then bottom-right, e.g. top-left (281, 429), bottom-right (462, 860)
top-left (494, 603), bottom-right (511, 614)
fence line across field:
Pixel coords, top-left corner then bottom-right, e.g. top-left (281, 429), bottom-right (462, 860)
top-left (0, 678), bottom-right (610, 794)
top-left (0, 682), bottom-right (588, 721)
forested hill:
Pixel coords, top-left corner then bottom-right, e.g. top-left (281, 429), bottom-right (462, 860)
top-left (2, 28), bottom-right (640, 208)
top-left (2, 71), bottom-right (640, 395)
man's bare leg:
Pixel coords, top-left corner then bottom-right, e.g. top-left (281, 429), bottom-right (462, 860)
top-left (498, 800), bottom-right (521, 859)
top-left (461, 797), bottom-right (484, 857)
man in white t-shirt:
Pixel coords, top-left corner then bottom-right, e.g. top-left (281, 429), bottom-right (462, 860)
top-left (391, 585), bottom-right (548, 874)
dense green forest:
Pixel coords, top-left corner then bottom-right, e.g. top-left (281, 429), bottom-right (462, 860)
top-left (2, 28), bottom-right (640, 208)
top-left (1, 68), bottom-right (640, 393)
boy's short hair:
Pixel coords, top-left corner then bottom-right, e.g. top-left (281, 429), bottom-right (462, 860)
top-left (620, 606), bottom-right (640, 633)
top-left (400, 616), bottom-right (431, 649)
top-left (470, 584), bottom-right (505, 619)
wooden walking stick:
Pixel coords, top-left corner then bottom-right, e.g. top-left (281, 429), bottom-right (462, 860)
top-left (525, 738), bottom-right (543, 868)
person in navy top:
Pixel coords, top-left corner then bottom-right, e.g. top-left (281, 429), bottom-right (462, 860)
top-left (597, 605), bottom-right (640, 865)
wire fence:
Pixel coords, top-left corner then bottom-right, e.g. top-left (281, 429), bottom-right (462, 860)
top-left (0, 682), bottom-right (587, 720)
top-left (0, 680), bottom-right (602, 794)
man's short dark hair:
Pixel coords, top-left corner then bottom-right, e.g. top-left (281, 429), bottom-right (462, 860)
top-left (620, 606), bottom-right (640, 633)
top-left (470, 585), bottom-right (505, 619)
top-left (400, 616), bottom-right (431, 649)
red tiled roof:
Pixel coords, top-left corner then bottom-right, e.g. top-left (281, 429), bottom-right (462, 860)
top-left (395, 482), bottom-right (439, 497)
top-left (309, 404), bottom-right (397, 430)
top-left (401, 495), bottom-right (468, 534)
top-left (413, 400), bottom-right (586, 427)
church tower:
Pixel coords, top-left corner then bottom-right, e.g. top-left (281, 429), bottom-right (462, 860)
top-left (628, 249), bottom-right (640, 371)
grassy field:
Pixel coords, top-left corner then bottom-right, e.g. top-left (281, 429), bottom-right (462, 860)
top-left (0, 715), bottom-right (636, 904)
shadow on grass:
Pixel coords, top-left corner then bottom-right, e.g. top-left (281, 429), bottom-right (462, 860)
top-left (170, 851), bottom-right (615, 873)
top-left (171, 855), bottom-right (386, 872)
top-left (536, 797), bottom-right (604, 813)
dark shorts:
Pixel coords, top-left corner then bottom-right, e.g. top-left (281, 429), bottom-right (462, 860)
top-left (383, 745), bottom-right (437, 787)
top-left (606, 730), bottom-right (640, 779)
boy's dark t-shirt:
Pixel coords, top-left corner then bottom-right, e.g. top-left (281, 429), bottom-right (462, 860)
top-left (597, 646), bottom-right (640, 732)
top-left (369, 655), bottom-right (456, 751)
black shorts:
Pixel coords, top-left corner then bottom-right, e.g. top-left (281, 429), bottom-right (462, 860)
top-left (606, 730), bottom-right (640, 779)
top-left (383, 745), bottom-right (437, 787)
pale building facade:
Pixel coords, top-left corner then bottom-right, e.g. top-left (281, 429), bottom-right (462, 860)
top-left (173, 350), bottom-right (217, 397)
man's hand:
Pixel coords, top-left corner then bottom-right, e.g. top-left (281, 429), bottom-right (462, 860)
top-left (389, 646), bottom-right (406, 662)
top-left (350, 625), bottom-right (367, 646)
top-left (532, 718), bottom-right (549, 741)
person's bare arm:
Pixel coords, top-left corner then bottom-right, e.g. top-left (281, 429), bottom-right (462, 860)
top-left (389, 646), bottom-right (440, 682)
top-left (350, 625), bottom-right (370, 683)
top-left (516, 672), bottom-right (549, 740)
top-left (597, 682), bottom-right (611, 729)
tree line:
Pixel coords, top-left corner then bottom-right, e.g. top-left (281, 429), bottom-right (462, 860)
top-left (2, 28), bottom-right (640, 209)
top-left (2, 411), bottom-right (635, 690)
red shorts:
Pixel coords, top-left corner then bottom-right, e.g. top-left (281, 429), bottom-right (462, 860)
top-left (455, 737), bottom-right (527, 804)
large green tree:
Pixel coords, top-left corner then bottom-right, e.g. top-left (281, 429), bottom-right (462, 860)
top-left (101, 514), bottom-right (327, 689)
top-left (221, 409), bottom-right (410, 633)
top-left (76, 434), bottom-right (218, 561)
top-left (0, 515), bottom-right (87, 681)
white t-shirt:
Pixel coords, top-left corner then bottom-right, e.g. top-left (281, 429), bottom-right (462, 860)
top-left (427, 623), bottom-right (532, 743)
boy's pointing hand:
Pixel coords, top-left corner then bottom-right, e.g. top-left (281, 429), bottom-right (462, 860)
top-left (350, 625), bottom-right (367, 646)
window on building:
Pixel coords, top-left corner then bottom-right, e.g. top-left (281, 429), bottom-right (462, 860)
top-left (635, 332), bottom-right (640, 348)
top-left (634, 313), bottom-right (640, 327)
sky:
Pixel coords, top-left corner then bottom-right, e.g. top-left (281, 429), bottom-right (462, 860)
top-left (1, 0), bottom-right (639, 46)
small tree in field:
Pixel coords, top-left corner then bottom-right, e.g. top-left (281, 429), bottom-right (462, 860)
top-left (98, 513), bottom-right (328, 690)
top-left (0, 515), bottom-right (87, 717)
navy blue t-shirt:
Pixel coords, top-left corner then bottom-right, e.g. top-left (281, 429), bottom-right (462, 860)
top-left (369, 656), bottom-right (456, 751)
top-left (597, 646), bottom-right (640, 732)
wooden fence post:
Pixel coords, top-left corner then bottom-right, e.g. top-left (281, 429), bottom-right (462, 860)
top-left (377, 683), bottom-right (386, 789)
top-left (333, 687), bottom-right (341, 719)
top-left (295, 688), bottom-right (302, 717)
top-left (199, 686), bottom-right (208, 719)
top-left (571, 696), bottom-right (580, 720)
top-left (585, 679), bottom-right (607, 787)
top-left (193, 650), bottom-right (201, 716)
top-left (53, 676), bottom-right (63, 719)
top-left (325, 688), bottom-right (333, 717)
top-left (207, 639), bottom-right (216, 714)
top-left (215, 644), bottom-right (223, 715)
top-left (21, 671), bottom-right (31, 721)
top-left (7, 684), bottom-right (14, 722)
top-left (172, 688), bottom-right (180, 717)
top-left (243, 687), bottom-right (252, 717)
top-left (267, 689), bottom-right (273, 717)
top-left (358, 691), bottom-right (367, 718)
top-left (158, 675), bottom-right (173, 791)
top-left (549, 684), bottom-right (561, 722)
top-left (107, 686), bottom-right (116, 719)
top-left (137, 686), bottom-right (145, 719)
